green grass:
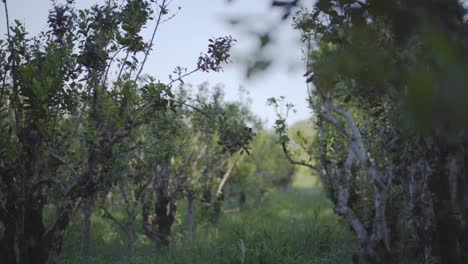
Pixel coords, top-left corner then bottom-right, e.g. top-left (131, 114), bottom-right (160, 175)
top-left (58, 189), bottom-right (357, 264)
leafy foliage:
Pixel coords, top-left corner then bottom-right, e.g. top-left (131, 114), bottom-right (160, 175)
top-left (267, 0), bottom-right (468, 263)
top-left (0, 0), bottom-right (251, 262)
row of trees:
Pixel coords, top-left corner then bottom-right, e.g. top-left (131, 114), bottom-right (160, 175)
top-left (0, 1), bottom-right (300, 263)
top-left (84, 83), bottom-right (259, 256)
top-left (0, 0), bottom-right (257, 263)
top-left (272, 0), bottom-right (468, 263)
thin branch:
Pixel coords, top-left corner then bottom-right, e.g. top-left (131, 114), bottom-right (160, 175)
top-left (101, 46), bottom-right (125, 86)
top-left (169, 99), bottom-right (213, 119)
top-left (134, 0), bottom-right (168, 81)
top-left (216, 153), bottom-right (243, 197)
top-left (117, 50), bottom-right (130, 82)
top-left (281, 141), bottom-right (321, 173)
top-left (135, 67), bottom-right (200, 119)
top-left (167, 67), bottom-right (199, 87)
top-left (2, 0), bottom-right (21, 130)
top-left (71, 74), bottom-right (96, 139)
top-left (0, 0), bottom-right (11, 105)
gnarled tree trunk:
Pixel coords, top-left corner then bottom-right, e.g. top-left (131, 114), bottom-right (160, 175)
top-left (154, 197), bottom-right (176, 246)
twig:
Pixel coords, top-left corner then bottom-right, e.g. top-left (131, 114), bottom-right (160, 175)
top-left (101, 46), bottom-right (125, 86)
top-left (281, 141), bottom-right (321, 173)
top-left (169, 99), bottom-right (213, 119)
top-left (0, 0), bottom-right (11, 105)
top-left (134, 0), bottom-right (168, 81)
top-left (117, 50), bottom-right (130, 82)
top-left (167, 67), bottom-right (199, 86)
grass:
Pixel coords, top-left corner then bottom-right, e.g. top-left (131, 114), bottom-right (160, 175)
top-left (58, 186), bottom-right (357, 264)
top-left (59, 173), bottom-right (356, 263)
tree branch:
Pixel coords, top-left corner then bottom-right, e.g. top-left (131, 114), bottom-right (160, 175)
top-left (134, 0), bottom-right (168, 81)
top-left (281, 141), bottom-right (321, 173)
top-left (323, 97), bottom-right (386, 190)
top-left (333, 148), bottom-right (369, 243)
top-left (216, 154), bottom-right (243, 197)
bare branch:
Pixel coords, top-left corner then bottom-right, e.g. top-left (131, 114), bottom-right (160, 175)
top-left (117, 50), bottom-right (130, 82)
top-left (322, 97), bottom-right (386, 190)
top-left (169, 99), bottom-right (214, 119)
top-left (134, 0), bottom-right (168, 81)
top-left (333, 148), bottom-right (369, 243)
top-left (102, 46), bottom-right (125, 85)
top-left (216, 153), bottom-right (243, 197)
top-left (167, 67), bottom-right (199, 87)
top-left (281, 141), bottom-right (321, 173)
top-left (0, 0), bottom-right (11, 104)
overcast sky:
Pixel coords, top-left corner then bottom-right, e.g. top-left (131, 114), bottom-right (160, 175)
top-left (1, 0), bottom-right (315, 127)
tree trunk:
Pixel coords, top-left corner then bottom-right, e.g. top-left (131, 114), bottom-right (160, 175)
top-left (0, 208), bottom-right (17, 263)
top-left (186, 193), bottom-right (195, 232)
top-left (362, 241), bottom-right (395, 264)
top-left (80, 195), bottom-right (95, 256)
top-left (407, 167), bottom-right (438, 264)
top-left (125, 214), bottom-right (135, 259)
top-left (212, 192), bottom-right (224, 223)
top-left (0, 194), bottom-right (51, 264)
top-left (239, 191), bottom-right (246, 208)
top-left (460, 140), bottom-right (468, 263)
top-left (142, 192), bottom-right (155, 239)
top-left (20, 203), bottom-right (48, 264)
top-left (428, 143), bottom-right (463, 264)
top-left (155, 197), bottom-right (176, 246)
top-left (200, 188), bottom-right (212, 218)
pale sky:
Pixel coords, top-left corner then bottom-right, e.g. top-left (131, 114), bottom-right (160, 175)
top-left (1, 0), bottom-right (314, 127)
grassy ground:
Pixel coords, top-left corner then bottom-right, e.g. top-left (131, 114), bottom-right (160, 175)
top-left (59, 184), bottom-right (357, 263)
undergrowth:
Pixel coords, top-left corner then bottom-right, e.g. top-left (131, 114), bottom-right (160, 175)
top-left (58, 190), bottom-right (357, 264)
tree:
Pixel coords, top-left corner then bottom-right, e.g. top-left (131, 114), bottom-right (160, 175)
top-left (133, 83), bottom-right (256, 244)
top-left (270, 0), bottom-right (468, 263)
